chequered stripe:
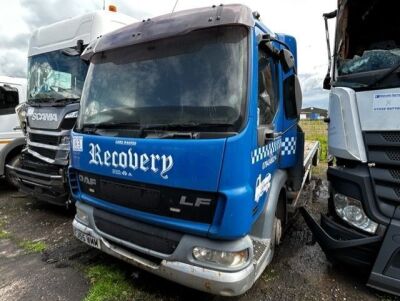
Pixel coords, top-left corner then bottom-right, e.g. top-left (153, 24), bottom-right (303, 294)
top-left (281, 137), bottom-right (296, 156)
top-left (251, 139), bottom-right (282, 164)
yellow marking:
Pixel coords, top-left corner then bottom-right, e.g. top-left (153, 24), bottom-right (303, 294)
top-left (0, 139), bottom-right (12, 144)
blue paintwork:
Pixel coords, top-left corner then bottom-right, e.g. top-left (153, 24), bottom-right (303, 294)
top-left (70, 19), bottom-right (300, 240)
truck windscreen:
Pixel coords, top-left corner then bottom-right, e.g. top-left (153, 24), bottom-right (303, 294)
top-left (27, 49), bottom-right (89, 103)
top-left (334, 0), bottom-right (400, 89)
top-left (76, 26), bottom-right (248, 133)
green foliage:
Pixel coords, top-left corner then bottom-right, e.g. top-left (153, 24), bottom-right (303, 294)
top-left (19, 240), bottom-right (47, 253)
top-left (300, 120), bottom-right (328, 162)
top-left (84, 265), bottom-right (137, 301)
top-left (0, 229), bottom-right (10, 239)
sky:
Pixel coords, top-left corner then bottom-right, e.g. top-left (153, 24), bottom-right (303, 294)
top-left (0, 0), bottom-right (337, 108)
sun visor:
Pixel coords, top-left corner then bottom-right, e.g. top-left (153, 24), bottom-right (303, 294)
top-left (83, 4), bottom-right (254, 58)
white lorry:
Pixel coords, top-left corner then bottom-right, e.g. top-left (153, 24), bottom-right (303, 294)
top-left (302, 0), bottom-right (400, 296)
top-left (8, 8), bottom-right (136, 205)
top-left (0, 76), bottom-right (26, 187)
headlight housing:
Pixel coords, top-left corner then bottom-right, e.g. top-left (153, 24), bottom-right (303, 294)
top-left (333, 193), bottom-right (378, 234)
top-left (15, 102), bottom-right (28, 133)
top-left (192, 247), bottom-right (249, 268)
top-left (76, 207), bottom-right (89, 226)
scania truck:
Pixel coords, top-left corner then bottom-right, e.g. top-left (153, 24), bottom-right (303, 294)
top-left (301, 0), bottom-right (400, 296)
top-left (70, 4), bottom-right (319, 295)
top-left (8, 8), bottom-right (136, 205)
top-left (0, 76), bottom-right (26, 187)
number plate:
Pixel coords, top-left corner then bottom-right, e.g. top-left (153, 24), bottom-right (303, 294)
top-left (74, 228), bottom-right (100, 249)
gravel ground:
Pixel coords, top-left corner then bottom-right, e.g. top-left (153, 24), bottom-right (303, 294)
top-left (0, 171), bottom-right (398, 301)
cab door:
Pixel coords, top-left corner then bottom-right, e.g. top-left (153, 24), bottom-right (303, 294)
top-left (251, 45), bottom-right (281, 212)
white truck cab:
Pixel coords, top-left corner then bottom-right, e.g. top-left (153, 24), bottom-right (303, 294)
top-left (8, 9), bottom-right (136, 204)
top-left (0, 76), bottom-right (26, 186)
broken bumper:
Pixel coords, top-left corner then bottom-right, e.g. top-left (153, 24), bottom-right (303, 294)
top-left (300, 208), bottom-right (400, 296)
top-left (6, 164), bottom-right (69, 205)
top-left (73, 202), bottom-right (273, 296)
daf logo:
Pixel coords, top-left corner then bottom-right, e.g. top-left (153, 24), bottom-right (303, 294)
top-left (179, 196), bottom-right (212, 207)
top-left (79, 175), bottom-right (97, 186)
top-left (31, 112), bottom-right (58, 122)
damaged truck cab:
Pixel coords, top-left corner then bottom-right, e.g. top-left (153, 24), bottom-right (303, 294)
top-left (70, 4), bottom-right (318, 295)
top-left (8, 10), bottom-right (136, 205)
top-left (302, 0), bottom-right (400, 296)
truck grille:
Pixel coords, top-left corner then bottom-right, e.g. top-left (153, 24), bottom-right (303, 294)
top-left (29, 133), bottom-right (60, 146)
top-left (387, 151), bottom-right (400, 161)
top-left (94, 208), bottom-right (182, 255)
top-left (365, 132), bottom-right (400, 206)
top-left (390, 169), bottom-right (400, 180)
top-left (21, 153), bottom-right (61, 175)
top-left (78, 171), bottom-right (218, 224)
top-left (382, 132), bottom-right (400, 143)
top-left (29, 146), bottom-right (57, 160)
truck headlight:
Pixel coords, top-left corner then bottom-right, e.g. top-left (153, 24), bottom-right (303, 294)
top-left (333, 193), bottom-right (378, 234)
top-left (15, 103), bottom-right (28, 131)
top-left (192, 247), bottom-right (249, 268)
top-left (76, 207), bottom-right (89, 226)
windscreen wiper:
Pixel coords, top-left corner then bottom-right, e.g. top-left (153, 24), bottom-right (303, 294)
top-left (80, 122), bottom-right (141, 134)
top-left (28, 97), bottom-right (56, 106)
top-left (142, 122), bottom-right (235, 131)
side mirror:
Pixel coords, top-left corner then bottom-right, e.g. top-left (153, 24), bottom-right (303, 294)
top-left (323, 73), bottom-right (332, 90)
top-left (62, 40), bottom-right (85, 57)
top-left (294, 75), bottom-right (302, 117)
top-left (279, 49), bottom-right (295, 72)
top-left (81, 39), bottom-right (98, 62)
top-left (258, 57), bottom-right (268, 71)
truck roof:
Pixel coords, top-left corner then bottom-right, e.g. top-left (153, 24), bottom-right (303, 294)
top-left (82, 4), bottom-right (254, 58)
top-left (0, 76), bottom-right (27, 87)
top-left (28, 10), bottom-right (137, 57)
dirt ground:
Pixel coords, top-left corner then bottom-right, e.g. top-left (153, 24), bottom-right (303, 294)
top-left (0, 168), bottom-right (398, 301)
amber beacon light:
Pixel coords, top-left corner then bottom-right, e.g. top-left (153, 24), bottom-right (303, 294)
top-left (108, 4), bottom-right (117, 12)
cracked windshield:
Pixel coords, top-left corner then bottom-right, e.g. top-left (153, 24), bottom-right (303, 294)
top-left (27, 49), bottom-right (88, 102)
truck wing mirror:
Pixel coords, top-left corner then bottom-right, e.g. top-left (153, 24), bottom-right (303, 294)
top-left (258, 34), bottom-right (296, 73)
top-left (279, 49), bottom-right (295, 73)
top-left (258, 57), bottom-right (268, 71)
top-left (62, 40), bottom-right (85, 57)
top-left (323, 74), bottom-right (332, 90)
top-left (322, 10), bottom-right (337, 90)
top-left (294, 75), bottom-right (302, 117)
top-left (81, 38), bottom-right (100, 61)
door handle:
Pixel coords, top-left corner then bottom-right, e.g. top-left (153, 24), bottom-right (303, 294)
top-left (265, 130), bottom-right (281, 140)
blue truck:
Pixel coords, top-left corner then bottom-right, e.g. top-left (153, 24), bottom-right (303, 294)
top-left (70, 4), bottom-right (319, 296)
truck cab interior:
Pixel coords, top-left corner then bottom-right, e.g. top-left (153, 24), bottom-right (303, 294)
top-left (335, 0), bottom-right (400, 86)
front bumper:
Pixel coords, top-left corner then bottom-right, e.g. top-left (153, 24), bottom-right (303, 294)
top-left (73, 202), bottom-right (273, 296)
top-left (300, 208), bottom-right (382, 268)
top-left (7, 164), bottom-right (69, 205)
top-left (301, 208), bottom-right (400, 296)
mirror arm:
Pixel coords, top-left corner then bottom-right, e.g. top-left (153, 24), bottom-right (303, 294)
top-left (323, 10), bottom-right (337, 90)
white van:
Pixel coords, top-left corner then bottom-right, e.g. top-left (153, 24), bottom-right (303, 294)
top-left (0, 76), bottom-right (27, 186)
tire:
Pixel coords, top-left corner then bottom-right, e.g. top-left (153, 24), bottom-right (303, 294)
top-left (271, 216), bottom-right (283, 252)
top-left (305, 167), bottom-right (312, 184)
top-left (5, 155), bottom-right (20, 189)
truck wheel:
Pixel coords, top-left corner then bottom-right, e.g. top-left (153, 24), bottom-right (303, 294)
top-left (5, 155), bottom-right (20, 189)
top-left (313, 150), bottom-right (320, 166)
top-left (271, 216), bottom-right (282, 251)
top-left (305, 167), bottom-right (312, 184)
